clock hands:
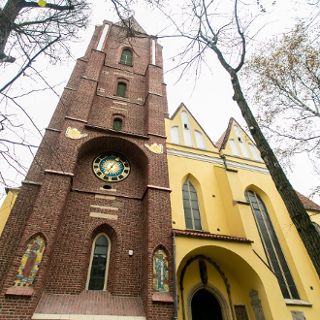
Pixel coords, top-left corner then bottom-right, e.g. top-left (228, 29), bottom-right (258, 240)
top-left (94, 154), bottom-right (129, 182)
top-left (105, 157), bottom-right (120, 174)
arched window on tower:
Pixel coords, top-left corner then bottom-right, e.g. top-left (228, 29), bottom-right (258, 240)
top-left (245, 190), bottom-right (299, 299)
top-left (120, 48), bottom-right (133, 65)
top-left (113, 117), bottom-right (123, 131)
top-left (87, 233), bottom-right (110, 290)
top-left (182, 180), bottom-right (202, 230)
top-left (116, 82), bottom-right (127, 98)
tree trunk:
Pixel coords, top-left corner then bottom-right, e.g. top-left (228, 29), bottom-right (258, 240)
top-left (230, 71), bottom-right (320, 277)
top-left (0, 0), bottom-right (24, 59)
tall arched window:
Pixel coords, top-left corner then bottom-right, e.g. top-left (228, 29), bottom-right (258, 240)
top-left (182, 180), bottom-right (202, 230)
top-left (246, 191), bottom-right (299, 299)
top-left (116, 82), bottom-right (127, 97)
top-left (120, 48), bottom-right (133, 65)
top-left (87, 233), bottom-right (110, 290)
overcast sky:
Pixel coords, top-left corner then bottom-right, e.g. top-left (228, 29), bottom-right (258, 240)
top-left (1, 0), bottom-right (319, 203)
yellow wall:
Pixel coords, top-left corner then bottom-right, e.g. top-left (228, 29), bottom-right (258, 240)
top-left (166, 107), bottom-right (320, 319)
top-left (0, 188), bottom-right (19, 236)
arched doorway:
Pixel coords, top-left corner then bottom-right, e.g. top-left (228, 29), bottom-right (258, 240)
top-left (191, 288), bottom-right (223, 320)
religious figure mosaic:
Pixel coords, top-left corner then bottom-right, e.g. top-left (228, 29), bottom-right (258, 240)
top-left (153, 249), bottom-right (169, 292)
top-left (14, 236), bottom-right (45, 286)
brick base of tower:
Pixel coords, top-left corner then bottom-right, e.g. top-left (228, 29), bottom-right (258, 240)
top-left (0, 19), bottom-right (175, 319)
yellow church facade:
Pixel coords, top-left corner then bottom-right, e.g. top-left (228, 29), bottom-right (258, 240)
top-left (165, 104), bottom-right (320, 320)
top-left (0, 188), bottom-right (18, 236)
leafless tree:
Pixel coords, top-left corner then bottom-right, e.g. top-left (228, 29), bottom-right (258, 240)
top-left (111, 0), bottom-right (320, 275)
top-left (0, 0), bottom-right (89, 64)
top-left (0, 0), bottom-right (90, 191)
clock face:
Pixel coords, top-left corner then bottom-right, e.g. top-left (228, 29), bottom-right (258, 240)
top-left (92, 153), bottom-right (130, 182)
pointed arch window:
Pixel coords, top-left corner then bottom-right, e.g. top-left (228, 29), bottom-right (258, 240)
top-left (182, 180), bottom-right (202, 230)
top-left (246, 191), bottom-right (299, 299)
top-left (120, 48), bottom-right (133, 65)
top-left (116, 82), bottom-right (127, 97)
top-left (87, 234), bottom-right (110, 290)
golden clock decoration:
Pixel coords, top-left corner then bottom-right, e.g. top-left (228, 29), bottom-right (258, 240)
top-left (93, 153), bottom-right (130, 182)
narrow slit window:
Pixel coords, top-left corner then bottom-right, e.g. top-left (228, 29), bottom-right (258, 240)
top-left (120, 48), bottom-right (132, 65)
top-left (113, 118), bottom-right (123, 131)
top-left (116, 82), bottom-right (127, 97)
top-left (88, 234), bottom-right (110, 290)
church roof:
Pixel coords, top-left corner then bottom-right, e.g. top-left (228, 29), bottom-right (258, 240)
top-left (215, 117), bottom-right (256, 151)
top-left (296, 191), bottom-right (320, 212)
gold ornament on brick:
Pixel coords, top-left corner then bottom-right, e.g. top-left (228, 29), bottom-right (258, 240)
top-left (65, 127), bottom-right (88, 140)
top-left (144, 143), bottom-right (163, 154)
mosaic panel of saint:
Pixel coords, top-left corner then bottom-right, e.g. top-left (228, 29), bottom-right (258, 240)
top-left (153, 249), bottom-right (169, 292)
top-left (14, 236), bottom-right (45, 286)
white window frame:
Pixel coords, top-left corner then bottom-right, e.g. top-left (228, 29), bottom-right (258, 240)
top-left (86, 233), bottom-right (111, 291)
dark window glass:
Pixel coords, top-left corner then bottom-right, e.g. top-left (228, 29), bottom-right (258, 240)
top-left (246, 191), bottom-right (299, 299)
top-left (116, 82), bottom-right (127, 97)
top-left (120, 49), bottom-right (132, 65)
top-left (182, 180), bottom-right (202, 231)
top-left (113, 118), bottom-right (123, 131)
top-left (88, 235), bottom-right (109, 290)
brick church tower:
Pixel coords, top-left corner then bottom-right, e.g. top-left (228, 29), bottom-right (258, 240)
top-left (0, 19), bottom-right (174, 320)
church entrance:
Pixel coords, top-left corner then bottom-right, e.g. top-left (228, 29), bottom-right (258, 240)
top-left (191, 288), bottom-right (223, 320)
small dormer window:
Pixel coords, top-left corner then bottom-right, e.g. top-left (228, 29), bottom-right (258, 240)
top-left (120, 48), bottom-right (132, 65)
top-left (184, 123), bottom-right (189, 130)
top-left (238, 137), bottom-right (242, 142)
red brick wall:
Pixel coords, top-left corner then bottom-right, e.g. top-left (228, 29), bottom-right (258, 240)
top-left (0, 21), bottom-right (174, 319)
